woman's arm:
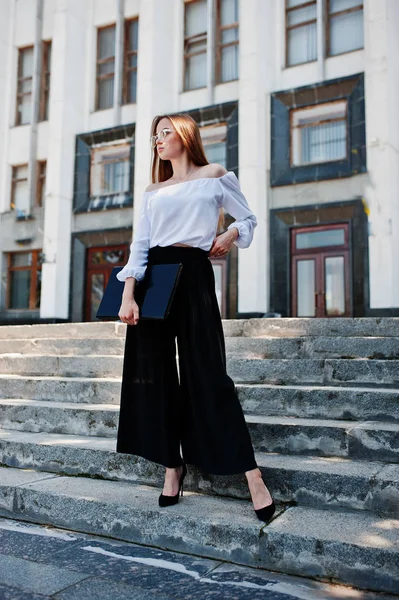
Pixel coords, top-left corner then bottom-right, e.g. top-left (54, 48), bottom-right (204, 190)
top-left (117, 192), bottom-right (151, 297)
top-left (217, 171), bottom-right (258, 248)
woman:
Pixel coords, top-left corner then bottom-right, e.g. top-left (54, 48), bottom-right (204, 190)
top-left (117, 113), bottom-right (275, 523)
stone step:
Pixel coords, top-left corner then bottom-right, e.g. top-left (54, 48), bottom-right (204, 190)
top-left (227, 336), bottom-right (399, 360)
top-left (1, 354), bottom-right (399, 387)
top-left (241, 317), bottom-right (399, 338)
top-left (0, 321), bottom-right (123, 340)
top-left (229, 358), bottom-right (399, 387)
top-left (0, 427), bottom-right (397, 517)
top-left (239, 384), bottom-right (399, 422)
top-left (248, 416), bottom-right (399, 462)
top-left (0, 466), bottom-right (398, 594)
top-left (1, 317), bottom-right (399, 340)
top-left (0, 375), bottom-right (120, 405)
top-left (1, 400), bottom-right (397, 463)
top-left (3, 335), bottom-right (399, 360)
top-left (0, 379), bottom-right (398, 422)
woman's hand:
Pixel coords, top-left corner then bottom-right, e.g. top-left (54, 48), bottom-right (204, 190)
top-left (208, 228), bottom-right (239, 257)
top-left (118, 297), bottom-right (140, 326)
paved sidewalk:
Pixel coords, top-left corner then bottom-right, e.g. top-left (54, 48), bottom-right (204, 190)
top-left (0, 517), bottom-right (396, 600)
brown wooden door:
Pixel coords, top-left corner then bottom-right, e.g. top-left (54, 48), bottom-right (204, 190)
top-left (291, 224), bottom-right (351, 317)
top-left (85, 244), bottom-right (128, 321)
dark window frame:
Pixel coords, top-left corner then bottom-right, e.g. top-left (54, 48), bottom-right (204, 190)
top-left (73, 124), bottom-right (135, 214)
top-left (270, 73), bottom-right (366, 186)
top-left (269, 200), bottom-right (368, 317)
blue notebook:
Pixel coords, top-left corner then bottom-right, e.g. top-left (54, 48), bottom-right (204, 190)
top-left (96, 263), bottom-right (183, 321)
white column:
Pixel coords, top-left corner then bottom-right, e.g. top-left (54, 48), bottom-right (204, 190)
top-left (27, 0), bottom-right (43, 213)
top-left (40, 0), bottom-right (88, 318)
top-left (113, 0), bottom-right (125, 125)
top-left (237, 0), bottom-right (275, 314)
top-left (364, 0), bottom-right (399, 309)
top-left (134, 0), bottom-right (176, 210)
top-left (207, 0), bottom-right (216, 106)
top-left (0, 0), bottom-right (15, 215)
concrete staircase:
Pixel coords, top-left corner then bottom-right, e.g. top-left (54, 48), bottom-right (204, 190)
top-left (0, 318), bottom-right (398, 595)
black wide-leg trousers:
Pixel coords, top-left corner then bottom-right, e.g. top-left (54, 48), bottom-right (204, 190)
top-left (116, 244), bottom-right (258, 475)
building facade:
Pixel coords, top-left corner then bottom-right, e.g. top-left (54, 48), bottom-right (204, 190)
top-left (0, 0), bottom-right (398, 325)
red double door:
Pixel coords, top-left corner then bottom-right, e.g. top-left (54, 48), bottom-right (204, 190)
top-left (291, 223), bottom-right (351, 318)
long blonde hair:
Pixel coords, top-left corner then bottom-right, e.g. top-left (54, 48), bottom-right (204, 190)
top-left (149, 113), bottom-right (225, 232)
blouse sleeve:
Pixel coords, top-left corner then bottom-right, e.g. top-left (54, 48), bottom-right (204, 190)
top-left (116, 192), bottom-right (151, 282)
top-left (218, 172), bottom-right (258, 249)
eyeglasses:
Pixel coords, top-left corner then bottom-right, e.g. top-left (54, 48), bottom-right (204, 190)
top-left (150, 128), bottom-right (174, 148)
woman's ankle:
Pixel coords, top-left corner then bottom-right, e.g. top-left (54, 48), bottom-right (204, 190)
top-left (245, 467), bottom-right (262, 481)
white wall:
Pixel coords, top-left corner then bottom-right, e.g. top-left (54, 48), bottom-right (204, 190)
top-left (364, 0), bottom-right (399, 309)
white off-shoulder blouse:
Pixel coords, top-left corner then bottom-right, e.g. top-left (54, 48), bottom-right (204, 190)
top-left (116, 171), bottom-right (257, 282)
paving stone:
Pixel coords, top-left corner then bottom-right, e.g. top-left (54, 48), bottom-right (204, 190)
top-left (0, 582), bottom-right (48, 600)
top-left (0, 554), bottom-right (89, 596)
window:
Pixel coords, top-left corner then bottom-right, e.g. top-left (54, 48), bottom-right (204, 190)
top-left (39, 40), bottom-right (52, 121)
top-left (15, 46), bottom-right (34, 125)
top-left (123, 18), bottom-right (138, 104)
top-left (291, 100), bottom-right (347, 166)
top-left (270, 73), bottom-right (365, 186)
top-left (216, 0), bottom-right (239, 83)
top-left (96, 25), bottom-right (116, 110)
top-left (285, 0), bottom-right (317, 66)
top-left (200, 123), bottom-right (227, 167)
top-left (73, 124), bottom-right (134, 213)
top-left (7, 250), bottom-right (42, 310)
top-left (184, 0), bottom-right (207, 91)
top-left (90, 142), bottom-right (130, 209)
top-left (36, 161), bottom-right (46, 207)
top-left (11, 165), bottom-right (30, 216)
top-left (327, 0), bottom-right (363, 56)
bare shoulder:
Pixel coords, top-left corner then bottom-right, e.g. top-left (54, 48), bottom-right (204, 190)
top-left (204, 163), bottom-right (228, 179)
top-left (145, 182), bottom-right (161, 192)
top-left (144, 164), bottom-right (227, 191)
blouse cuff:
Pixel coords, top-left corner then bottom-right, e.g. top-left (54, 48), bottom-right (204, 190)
top-left (227, 221), bottom-right (253, 249)
top-left (116, 265), bottom-right (147, 283)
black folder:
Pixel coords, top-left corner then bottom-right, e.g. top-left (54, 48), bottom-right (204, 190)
top-left (96, 263), bottom-right (183, 321)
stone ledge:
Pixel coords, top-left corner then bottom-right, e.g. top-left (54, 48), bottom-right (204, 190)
top-left (0, 466), bottom-right (397, 595)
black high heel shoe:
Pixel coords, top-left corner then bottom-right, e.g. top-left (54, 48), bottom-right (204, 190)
top-left (254, 500), bottom-right (276, 523)
top-left (158, 463), bottom-right (187, 507)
